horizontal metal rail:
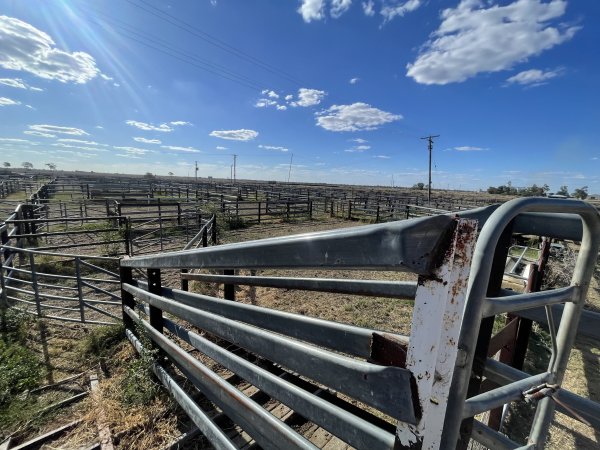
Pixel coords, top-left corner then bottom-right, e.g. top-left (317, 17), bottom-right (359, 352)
top-left (124, 306), bottom-right (318, 450)
top-left (122, 214), bottom-right (455, 274)
top-left (482, 285), bottom-right (576, 317)
top-left (181, 273), bottom-right (418, 299)
top-left (124, 282), bottom-right (417, 423)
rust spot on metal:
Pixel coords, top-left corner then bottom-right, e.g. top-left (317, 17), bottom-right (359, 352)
top-left (368, 332), bottom-right (408, 368)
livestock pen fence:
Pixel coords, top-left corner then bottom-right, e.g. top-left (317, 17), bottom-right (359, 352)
top-left (0, 182), bottom-right (217, 324)
top-left (118, 197), bottom-right (600, 449)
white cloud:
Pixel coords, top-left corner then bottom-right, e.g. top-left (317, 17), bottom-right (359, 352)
top-left (316, 102), bottom-right (401, 132)
top-left (454, 146), bottom-right (487, 151)
top-left (331, 0), bottom-right (352, 18)
top-left (24, 130), bottom-right (55, 138)
top-left (125, 120), bottom-right (173, 132)
top-left (170, 121), bottom-right (192, 126)
top-left (298, 0), bottom-right (326, 22)
top-left (362, 1), bottom-right (375, 16)
top-left (284, 94), bottom-right (293, 101)
top-left (0, 138), bottom-right (32, 143)
top-left (349, 77), bottom-right (360, 84)
top-left (134, 137), bottom-right (162, 144)
top-left (407, 0), bottom-right (579, 85)
top-left (506, 68), bottom-right (563, 86)
top-left (57, 138), bottom-right (108, 146)
top-left (0, 15), bottom-right (100, 83)
top-left (29, 124), bottom-right (89, 136)
top-left (0, 97), bottom-right (21, 106)
top-left (52, 142), bottom-right (108, 152)
top-left (259, 144), bottom-right (289, 152)
top-left (216, 146), bottom-right (227, 150)
top-left (255, 98), bottom-right (278, 108)
top-left (114, 146), bottom-right (152, 155)
top-left (374, 155), bottom-right (391, 159)
top-left (0, 78), bottom-right (26, 89)
top-left (116, 153), bottom-right (142, 159)
top-left (381, 0), bottom-right (422, 22)
top-left (276, 104), bottom-right (288, 111)
top-left (345, 144), bottom-right (371, 152)
top-left (266, 90), bottom-right (279, 99)
top-left (161, 145), bottom-right (201, 153)
top-left (209, 129), bottom-right (258, 141)
top-left (295, 88), bottom-right (326, 107)
top-left (350, 138), bottom-right (368, 144)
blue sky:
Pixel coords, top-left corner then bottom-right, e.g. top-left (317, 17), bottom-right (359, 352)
top-left (0, 0), bottom-right (598, 192)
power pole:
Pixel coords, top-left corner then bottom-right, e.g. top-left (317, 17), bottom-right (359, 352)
top-left (421, 135), bottom-right (439, 204)
top-left (195, 161), bottom-right (198, 184)
top-left (287, 153), bottom-right (294, 183)
top-left (233, 154), bottom-right (237, 184)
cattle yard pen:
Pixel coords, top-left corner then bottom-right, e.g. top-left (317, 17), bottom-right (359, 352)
top-left (1, 172), bottom-right (600, 449)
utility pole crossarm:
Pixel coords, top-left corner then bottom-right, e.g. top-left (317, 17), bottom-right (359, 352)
top-left (421, 135), bottom-right (440, 204)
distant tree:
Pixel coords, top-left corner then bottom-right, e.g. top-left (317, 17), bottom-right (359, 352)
top-left (45, 162), bottom-right (57, 170)
top-left (3, 162), bottom-right (10, 168)
top-left (144, 172), bottom-right (155, 179)
top-left (22, 161), bottom-right (33, 170)
top-left (412, 182), bottom-right (425, 190)
top-left (556, 185), bottom-right (569, 197)
top-left (573, 186), bottom-right (588, 200)
top-left (168, 172), bottom-right (174, 176)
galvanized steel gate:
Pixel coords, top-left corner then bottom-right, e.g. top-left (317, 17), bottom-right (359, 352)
top-left (116, 197), bottom-right (600, 449)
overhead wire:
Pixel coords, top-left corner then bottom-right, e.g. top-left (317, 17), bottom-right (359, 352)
top-left (125, 0), bottom-right (305, 87)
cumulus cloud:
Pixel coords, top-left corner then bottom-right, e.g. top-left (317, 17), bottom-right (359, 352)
top-left (331, 0), bottom-right (352, 18)
top-left (381, 0), bottom-right (422, 22)
top-left (216, 146), bottom-right (228, 150)
top-left (134, 137), bottom-right (162, 144)
top-left (0, 97), bottom-right (21, 106)
top-left (125, 120), bottom-right (173, 132)
top-left (161, 145), bottom-right (201, 153)
top-left (0, 15), bottom-right (100, 83)
top-left (295, 88), bottom-right (326, 107)
top-left (298, 0), bottom-right (326, 22)
top-left (29, 124), bottom-right (89, 136)
top-left (362, 1), bottom-right (375, 16)
top-left (170, 121), bottom-right (192, 126)
top-left (209, 129), bottom-right (258, 141)
top-left (506, 68), bottom-right (563, 86)
top-left (255, 98), bottom-right (278, 108)
top-left (406, 0), bottom-right (579, 85)
top-left (349, 77), bottom-right (360, 84)
top-left (350, 138), bottom-right (368, 144)
top-left (259, 144), bottom-right (289, 152)
top-left (316, 102), bottom-right (401, 132)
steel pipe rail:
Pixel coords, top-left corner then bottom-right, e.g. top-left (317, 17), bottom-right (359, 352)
top-left (180, 273), bottom-right (418, 299)
top-left (133, 281), bottom-right (409, 361)
top-left (482, 285), bottom-right (576, 317)
top-left (122, 282), bottom-right (418, 423)
top-left (121, 214), bottom-right (456, 274)
top-left (124, 306), bottom-right (318, 450)
top-left (442, 197), bottom-right (600, 449)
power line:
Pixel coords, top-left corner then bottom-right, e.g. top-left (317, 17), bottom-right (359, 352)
top-left (125, 0), bottom-right (305, 87)
top-left (83, 8), bottom-right (267, 91)
top-left (421, 135), bottom-right (439, 204)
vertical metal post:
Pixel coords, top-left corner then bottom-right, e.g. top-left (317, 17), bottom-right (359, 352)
top-left (75, 257), bottom-right (85, 323)
top-left (181, 269), bottom-right (188, 292)
top-left (29, 252), bottom-right (42, 317)
top-left (396, 219), bottom-right (478, 449)
top-left (120, 266), bottom-right (135, 330)
top-left (258, 201), bottom-right (262, 223)
top-left (147, 268), bottom-right (163, 334)
top-left (211, 215), bottom-right (217, 245)
top-left (223, 269), bottom-right (235, 301)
